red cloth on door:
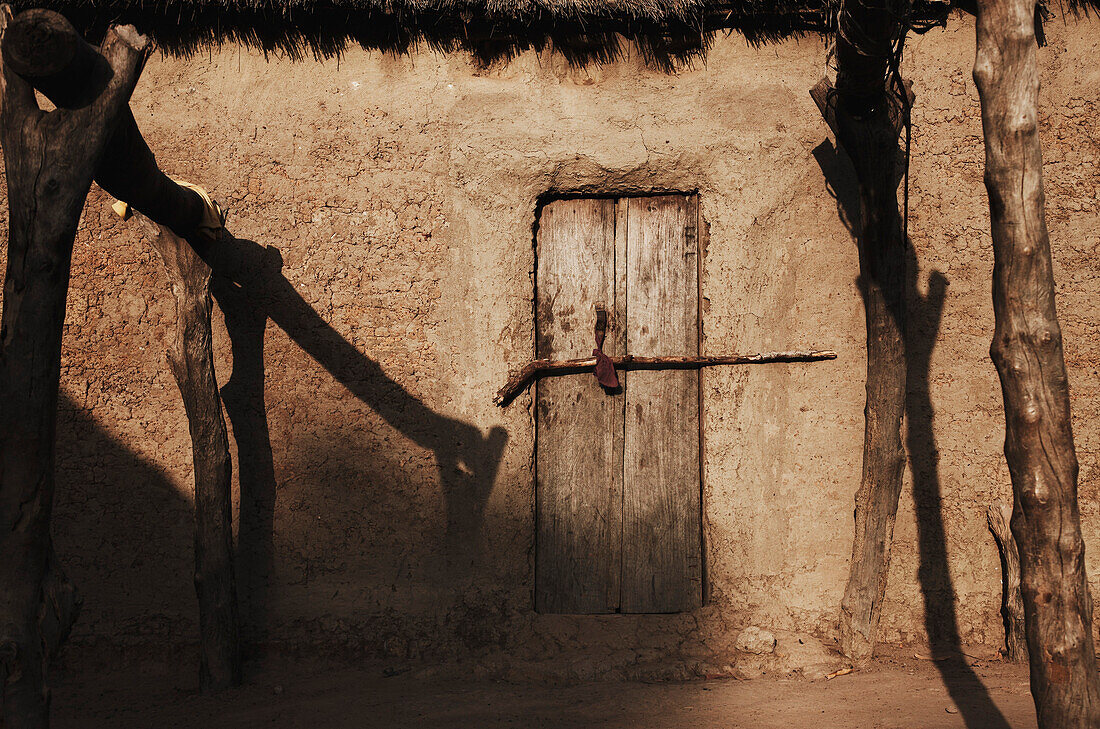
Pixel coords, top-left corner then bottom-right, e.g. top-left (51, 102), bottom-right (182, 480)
top-left (593, 325), bottom-right (619, 389)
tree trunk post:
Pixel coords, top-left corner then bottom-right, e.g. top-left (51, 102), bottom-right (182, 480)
top-left (973, 0), bottom-right (1100, 724)
top-left (2, 7), bottom-right (238, 693)
top-left (829, 94), bottom-right (908, 664)
top-left (136, 216), bottom-right (241, 691)
top-left (0, 7), bottom-right (149, 727)
top-left (811, 0), bottom-right (911, 659)
top-left (1, 9), bottom-right (209, 239)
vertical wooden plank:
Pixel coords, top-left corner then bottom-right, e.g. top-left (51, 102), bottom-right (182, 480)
top-left (535, 198), bottom-right (624, 613)
top-left (614, 198), bottom-right (630, 369)
top-left (622, 195), bottom-right (702, 613)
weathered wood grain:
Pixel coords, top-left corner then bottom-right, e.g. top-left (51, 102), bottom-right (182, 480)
top-left (2, 9), bottom-right (207, 238)
top-left (621, 195), bottom-right (701, 613)
top-left (987, 502), bottom-right (1026, 663)
top-left (535, 198), bottom-right (623, 614)
top-left (138, 217), bottom-right (241, 691)
top-left (812, 73), bottom-right (909, 663)
top-left (974, 0), bottom-right (1100, 723)
top-left (0, 9), bottom-right (149, 727)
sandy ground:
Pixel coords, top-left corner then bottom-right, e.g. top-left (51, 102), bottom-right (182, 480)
top-left (52, 649), bottom-right (1038, 729)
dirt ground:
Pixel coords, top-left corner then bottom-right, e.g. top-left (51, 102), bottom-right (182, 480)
top-left (52, 648), bottom-right (1038, 729)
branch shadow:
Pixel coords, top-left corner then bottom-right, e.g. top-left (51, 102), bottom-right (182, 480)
top-left (814, 139), bottom-right (1014, 729)
top-left (200, 230), bottom-right (508, 645)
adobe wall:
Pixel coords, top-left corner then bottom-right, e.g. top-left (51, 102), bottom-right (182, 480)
top-left (3, 13), bottom-right (1099, 677)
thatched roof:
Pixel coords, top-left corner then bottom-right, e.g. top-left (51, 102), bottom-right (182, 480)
top-left (8, 0), bottom-right (1098, 68)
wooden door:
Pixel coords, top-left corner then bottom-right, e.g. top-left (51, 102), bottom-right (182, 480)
top-left (534, 199), bottom-right (623, 614)
top-left (622, 195), bottom-right (701, 613)
top-left (535, 195), bottom-right (701, 614)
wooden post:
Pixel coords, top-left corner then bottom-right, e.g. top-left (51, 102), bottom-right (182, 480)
top-left (136, 217), bottom-right (241, 691)
top-left (2, 9), bottom-right (208, 239)
top-left (973, 0), bottom-right (1100, 723)
top-left (811, 0), bottom-right (910, 657)
top-left (2, 6), bottom-right (237, 699)
top-left (0, 7), bottom-right (149, 727)
top-left (987, 502), bottom-right (1027, 662)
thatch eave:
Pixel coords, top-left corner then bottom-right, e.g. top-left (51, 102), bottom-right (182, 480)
top-left (6, 0), bottom-right (1096, 69)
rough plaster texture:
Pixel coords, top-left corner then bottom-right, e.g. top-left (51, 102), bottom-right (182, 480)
top-left (1, 14), bottom-right (1098, 678)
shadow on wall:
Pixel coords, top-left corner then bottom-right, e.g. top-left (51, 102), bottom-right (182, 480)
top-left (54, 390), bottom-right (196, 644)
top-left (813, 140), bottom-right (1011, 729)
top-left (54, 231), bottom-right (508, 653)
top-left (205, 231), bottom-right (508, 643)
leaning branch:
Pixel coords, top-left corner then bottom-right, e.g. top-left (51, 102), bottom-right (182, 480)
top-left (137, 216), bottom-right (241, 692)
top-left (494, 350), bottom-right (837, 406)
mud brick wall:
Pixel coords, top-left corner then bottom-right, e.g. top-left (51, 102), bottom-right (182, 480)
top-left (1, 14), bottom-right (1098, 678)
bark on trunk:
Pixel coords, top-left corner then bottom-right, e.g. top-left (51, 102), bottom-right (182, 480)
top-left (137, 217), bottom-right (241, 691)
top-left (973, 0), bottom-right (1100, 724)
top-left (0, 8), bottom-right (148, 727)
top-left (987, 502), bottom-right (1027, 662)
top-left (812, 69), bottom-right (909, 662)
top-left (1, 9), bottom-right (207, 238)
